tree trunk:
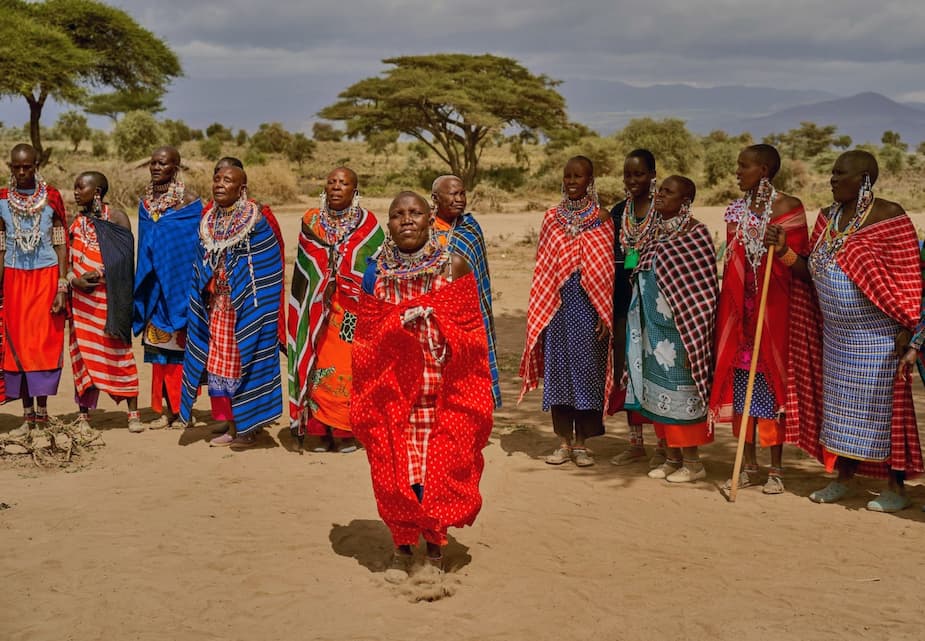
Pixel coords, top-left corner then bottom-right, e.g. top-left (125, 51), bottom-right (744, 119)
top-left (25, 89), bottom-right (51, 166)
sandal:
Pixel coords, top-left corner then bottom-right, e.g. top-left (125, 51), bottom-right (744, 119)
top-left (336, 438), bottom-right (358, 454)
top-left (384, 551), bottom-right (414, 584)
top-left (610, 447), bottom-right (646, 466)
top-left (648, 448), bottom-right (667, 469)
top-left (866, 490), bottom-right (911, 513)
top-left (545, 445), bottom-right (572, 465)
top-left (721, 469), bottom-right (756, 492)
top-left (209, 433), bottom-right (235, 447)
top-left (809, 481), bottom-right (852, 504)
top-left (763, 474), bottom-right (785, 495)
top-left (572, 447), bottom-right (595, 467)
top-left (147, 415), bottom-right (169, 430)
top-left (648, 460), bottom-right (681, 479)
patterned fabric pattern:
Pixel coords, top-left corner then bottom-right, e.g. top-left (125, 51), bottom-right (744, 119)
top-left (351, 274), bottom-right (493, 547)
top-left (815, 261), bottom-right (898, 461)
top-left (287, 208), bottom-right (385, 434)
top-left (206, 264), bottom-right (241, 382)
top-left (437, 213), bottom-right (501, 407)
top-left (520, 205), bottom-right (615, 403)
top-left (789, 213), bottom-right (923, 478)
top-left (374, 272), bottom-right (450, 486)
top-left (634, 221), bottom-right (718, 406)
top-left (68, 214), bottom-right (139, 398)
top-left (180, 215), bottom-right (283, 436)
top-left (711, 205), bottom-right (809, 424)
top-left (541, 272), bottom-right (607, 412)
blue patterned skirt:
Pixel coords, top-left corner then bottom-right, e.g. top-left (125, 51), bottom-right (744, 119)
top-left (815, 261), bottom-right (900, 461)
top-left (542, 272), bottom-right (607, 411)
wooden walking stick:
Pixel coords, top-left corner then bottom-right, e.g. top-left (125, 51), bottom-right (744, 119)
top-left (728, 249), bottom-right (776, 502)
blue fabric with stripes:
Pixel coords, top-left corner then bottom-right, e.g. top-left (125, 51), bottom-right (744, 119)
top-left (133, 199), bottom-right (204, 336)
top-left (180, 217), bottom-right (284, 435)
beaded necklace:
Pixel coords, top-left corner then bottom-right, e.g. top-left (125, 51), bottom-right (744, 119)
top-left (200, 198), bottom-right (260, 306)
top-left (808, 193), bottom-right (874, 276)
top-left (555, 195), bottom-right (600, 237)
top-left (144, 178), bottom-right (185, 222)
top-left (317, 204), bottom-right (362, 246)
top-left (725, 181), bottom-right (777, 284)
top-left (7, 179), bottom-right (49, 253)
top-left (620, 192), bottom-right (655, 269)
top-left (377, 233), bottom-right (449, 281)
top-left (78, 204), bottom-right (110, 250)
top-left (654, 205), bottom-right (693, 242)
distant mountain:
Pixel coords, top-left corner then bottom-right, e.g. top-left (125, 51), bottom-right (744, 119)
top-left (737, 92), bottom-right (925, 145)
top-left (560, 80), bottom-right (835, 135)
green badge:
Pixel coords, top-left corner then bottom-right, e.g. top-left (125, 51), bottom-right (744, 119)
top-left (624, 248), bottom-right (639, 269)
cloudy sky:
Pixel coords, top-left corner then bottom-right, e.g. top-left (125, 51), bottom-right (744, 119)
top-left (3, 0), bottom-right (924, 132)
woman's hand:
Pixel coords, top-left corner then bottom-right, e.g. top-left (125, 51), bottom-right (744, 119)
top-left (51, 291), bottom-right (66, 314)
top-left (896, 347), bottom-right (919, 381)
top-left (763, 224), bottom-right (787, 254)
top-left (595, 318), bottom-right (610, 342)
top-left (72, 270), bottom-right (101, 293)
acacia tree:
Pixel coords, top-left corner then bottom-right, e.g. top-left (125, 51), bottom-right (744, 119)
top-left (0, 0), bottom-right (180, 164)
top-left (320, 54), bottom-right (568, 188)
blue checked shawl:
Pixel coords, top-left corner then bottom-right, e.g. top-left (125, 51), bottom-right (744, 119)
top-left (180, 216), bottom-right (284, 435)
top-left (449, 214), bottom-right (501, 408)
top-left (133, 199), bottom-right (203, 336)
top-left (635, 221), bottom-right (718, 405)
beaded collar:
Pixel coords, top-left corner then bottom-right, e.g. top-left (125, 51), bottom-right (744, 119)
top-left (555, 195), bottom-right (600, 237)
top-left (377, 234), bottom-right (449, 281)
top-left (200, 198), bottom-right (259, 268)
top-left (808, 193), bottom-right (874, 276)
top-left (654, 206), bottom-right (693, 242)
top-left (7, 180), bottom-right (49, 253)
top-left (144, 178), bottom-right (185, 221)
top-left (724, 182), bottom-right (777, 280)
top-left (315, 204), bottom-right (363, 246)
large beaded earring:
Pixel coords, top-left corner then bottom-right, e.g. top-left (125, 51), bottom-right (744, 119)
top-left (319, 189), bottom-right (328, 212)
top-left (351, 189), bottom-right (361, 211)
top-left (649, 177), bottom-right (657, 199)
top-left (856, 172), bottom-right (873, 214)
top-left (588, 178), bottom-right (600, 207)
top-left (92, 191), bottom-right (103, 216)
top-left (9, 173), bottom-right (16, 191)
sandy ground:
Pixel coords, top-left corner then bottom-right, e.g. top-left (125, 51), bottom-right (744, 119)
top-left (2, 201), bottom-right (925, 641)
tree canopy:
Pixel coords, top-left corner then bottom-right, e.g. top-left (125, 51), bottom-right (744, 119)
top-left (319, 53), bottom-right (568, 188)
top-left (0, 0), bottom-right (180, 163)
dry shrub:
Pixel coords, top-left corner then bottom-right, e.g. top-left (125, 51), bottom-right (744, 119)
top-left (246, 160), bottom-right (300, 205)
top-left (469, 185), bottom-right (508, 213)
top-left (594, 175), bottom-right (624, 208)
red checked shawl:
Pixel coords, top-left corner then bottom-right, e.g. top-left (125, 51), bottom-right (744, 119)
top-left (790, 212), bottom-right (923, 478)
top-left (350, 274), bottom-right (493, 546)
top-left (711, 205), bottom-right (810, 425)
top-left (519, 206), bottom-right (615, 402)
top-left (635, 221), bottom-right (718, 406)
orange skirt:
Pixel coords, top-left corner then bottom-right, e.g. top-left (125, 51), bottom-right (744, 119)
top-left (732, 413), bottom-right (785, 447)
top-left (2, 266), bottom-right (65, 373)
top-left (309, 291), bottom-right (355, 432)
top-left (653, 420), bottom-right (713, 448)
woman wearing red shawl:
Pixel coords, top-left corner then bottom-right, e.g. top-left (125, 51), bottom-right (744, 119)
top-left (607, 149), bottom-right (663, 469)
top-left (710, 145), bottom-right (808, 495)
top-left (519, 156), bottom-right (614, 468)
top-left (791, 150), bottom-right (923, 512)
top-left (351, 191), bottom-right (492, 581)
top-left (1, 144), bottom-right (68, 439)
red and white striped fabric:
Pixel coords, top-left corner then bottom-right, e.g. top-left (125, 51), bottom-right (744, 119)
top-left (69, 215), bottom-right (139, 398)
top-left (206, 265), bottom-right (242, 381)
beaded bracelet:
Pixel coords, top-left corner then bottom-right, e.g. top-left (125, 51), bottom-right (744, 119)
top-left (66, 270), bottom-right (77, 284)
top-left (0, 230), bottom-right (6, 248)
top-left (52, 226), bottom-right (66, 246)
top-left (57, 277), bottom-right (69, 293)
top-left (779, 247), bottom-right (798, 267)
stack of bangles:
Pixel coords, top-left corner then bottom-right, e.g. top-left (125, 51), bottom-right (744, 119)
top-left (58, 277), bottom-right (69, 293)
top-left (778, 246), bottom-right (799, 267)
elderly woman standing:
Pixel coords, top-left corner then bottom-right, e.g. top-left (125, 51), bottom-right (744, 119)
top-left (625, 176), bottom-right (718, 483)
top-left (179, 165), bottom-right (283, 447)
top-left (288, 167), bottom-right (385, 453)
top-left (792, 150), bottom-right (923, 511)
top-left (351, 191), bottom-right (493, 580)
top-left (520, 156), bottom-right (614, 468)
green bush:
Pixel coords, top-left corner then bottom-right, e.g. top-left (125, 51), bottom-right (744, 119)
top-left (112, 110), bottom-right (165, 161)
top-left (199, 137), bottom-right (223, 161)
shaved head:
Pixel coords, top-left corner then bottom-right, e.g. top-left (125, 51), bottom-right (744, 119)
top-left (10, 143), bottom-right (37, 164)
top-left (152, 145), bottom-right (180, 165)
top-left (839, 149), bottom-right (879, 185)
top-left (77, 171), bottom-right (109, 197)
top-left (390, 190), bottom-right (429, 213)
top-left (432, 174), bottom-right (462, 194)
top-left (329, 166), bottom-right (358, 186)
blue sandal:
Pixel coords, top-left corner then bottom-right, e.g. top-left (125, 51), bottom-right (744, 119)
top-left (809, 481), bottom-right (852, 504)
top-left (866, 490), bottom-right (911, 513)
